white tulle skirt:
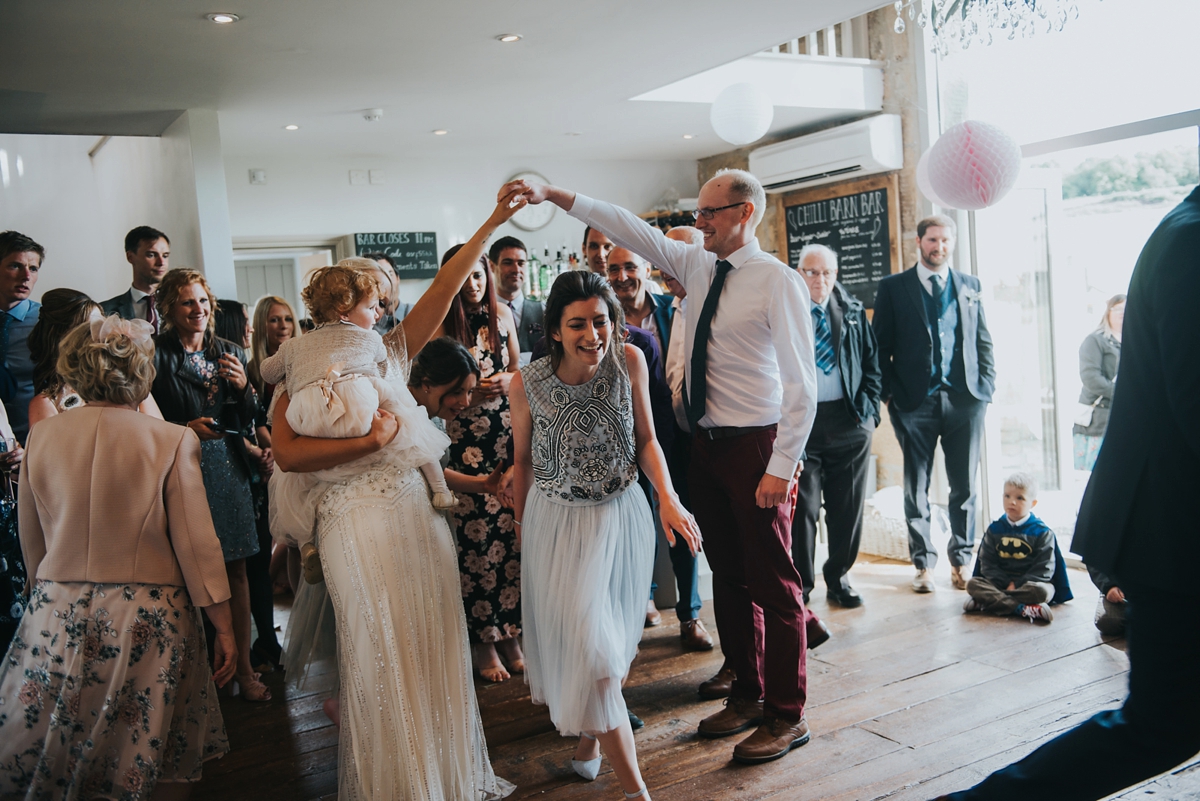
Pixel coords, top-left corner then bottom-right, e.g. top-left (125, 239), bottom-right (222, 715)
top-left (316, 466), bottom-right (512, 801)
top-left (521, 482), bottom-right (655, 737)
top-left (269, 378), bottom-right (450, 549)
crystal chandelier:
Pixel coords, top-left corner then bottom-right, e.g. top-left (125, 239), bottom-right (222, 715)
top-left (893, 0), bottom-right (1090, 54)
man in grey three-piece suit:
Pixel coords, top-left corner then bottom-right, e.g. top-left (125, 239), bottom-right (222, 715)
top-left (101, 226), bottom-right (170, 332)
top-left (872, 214), bottom-right (995, 594)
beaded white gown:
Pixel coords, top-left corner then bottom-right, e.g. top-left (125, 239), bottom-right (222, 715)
top-left (312, 325), bottom-right (512, 801)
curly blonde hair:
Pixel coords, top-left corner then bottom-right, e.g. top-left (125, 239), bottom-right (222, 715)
top-left (57, 321), bottom-right (156, 406)
top-left (302, 262), bottom-right (379, 324)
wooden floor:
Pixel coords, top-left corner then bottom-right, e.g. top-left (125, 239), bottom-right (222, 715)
top-left (194, 557), bottom-right (1199, 800)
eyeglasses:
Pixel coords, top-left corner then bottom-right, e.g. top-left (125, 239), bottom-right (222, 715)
top-left (800, 269), bottom-right (837, 279)
top-left (691, 202), bottom-right (746, 221)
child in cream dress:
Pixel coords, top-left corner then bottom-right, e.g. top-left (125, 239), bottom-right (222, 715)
top-left (262, 265), bottom-right (453, 578)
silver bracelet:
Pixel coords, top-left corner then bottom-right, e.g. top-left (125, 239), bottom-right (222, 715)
top-left (513, 520), bottom-right (522, 527)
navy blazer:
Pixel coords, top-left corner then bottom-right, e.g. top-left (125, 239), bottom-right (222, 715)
top-left (1072, 186), bottom-right (1200, 591)
top-left (872, 266), bottom-right (995, 413)
top-left (100, 288), bottom-right (138, 321)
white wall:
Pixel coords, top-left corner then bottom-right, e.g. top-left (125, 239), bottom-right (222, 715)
top-left (223, 154), bottom-right (699, 304)
top-left (0, 128), bottom-right (202, 303)
top-left (0, 110), bottom-right (239, 303)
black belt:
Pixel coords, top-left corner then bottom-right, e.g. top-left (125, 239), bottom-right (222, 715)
top-left (694, 423), bottom-right (776, 441)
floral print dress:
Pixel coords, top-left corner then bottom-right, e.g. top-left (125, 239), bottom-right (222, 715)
top-left (0, 582), bottom-right (228, 799)
top-left (447, 309), bottom-right (520, 644)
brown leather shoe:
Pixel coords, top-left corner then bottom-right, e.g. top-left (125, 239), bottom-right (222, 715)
top-left (645, 599), bottom-right (663, 627)
top-left (732, 716), bottom-right (811, 763)
top-left (806, 616), bottom-right (831, 650)
top-left (698, 665), bottom-right (736, 699)
top-left (950, 565), bottom-right (969, 590)
top-left (680, 618), bottom-right (714, 651)
top-left (698, 697), bottom-right (764, 738)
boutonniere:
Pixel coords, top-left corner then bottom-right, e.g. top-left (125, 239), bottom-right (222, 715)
top-left (962, 287), bottom-right (982, 305)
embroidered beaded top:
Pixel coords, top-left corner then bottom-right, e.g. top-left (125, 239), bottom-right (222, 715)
top-left (521, 345), bottom-right (638, 505)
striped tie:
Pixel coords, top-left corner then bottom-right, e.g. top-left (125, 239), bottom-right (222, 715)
top-left (812, 305), bottom-right (835, 375)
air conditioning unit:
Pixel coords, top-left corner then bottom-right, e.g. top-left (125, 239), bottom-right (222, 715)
top-left (749, 114), bottom-right (903, 193)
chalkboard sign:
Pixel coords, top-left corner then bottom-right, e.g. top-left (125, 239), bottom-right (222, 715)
top-left (778, 174), bottom-right (900, 309)
top-left (354, 232), bottom-right (439, 279)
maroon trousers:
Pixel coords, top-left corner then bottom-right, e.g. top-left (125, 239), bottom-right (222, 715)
top-left (689, 426), bottom-right (809, 722)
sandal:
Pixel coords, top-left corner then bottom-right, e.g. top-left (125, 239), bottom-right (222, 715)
top-left (300, 542), bottom-right (324, 585)
top-left (236, 673), bottom-right (272, 702)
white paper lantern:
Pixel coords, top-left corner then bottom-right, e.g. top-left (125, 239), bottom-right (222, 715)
top-left (710, 83), bottom-right (774, 146)
top-left (916, 148), bottom-right (950, 208)
top-left (927, 120), bottom-right (1022, 211)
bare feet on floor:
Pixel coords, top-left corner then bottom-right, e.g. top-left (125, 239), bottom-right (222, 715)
top-left (496, 636), bottom-right (526, 674)
top-left (473, 642), bottom-right (511, 683)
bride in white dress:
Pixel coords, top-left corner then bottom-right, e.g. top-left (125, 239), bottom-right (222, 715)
top-left (271, 189), bottom-right (526, 800)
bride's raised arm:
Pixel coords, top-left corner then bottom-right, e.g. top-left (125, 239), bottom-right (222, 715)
top-left (271, 391), bottom-right (400, 473)
top-left (398, 187), bottom-right (528, 359)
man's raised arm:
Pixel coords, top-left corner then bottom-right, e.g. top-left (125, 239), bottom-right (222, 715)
top-left (500, 179), bottom-right (696, 283)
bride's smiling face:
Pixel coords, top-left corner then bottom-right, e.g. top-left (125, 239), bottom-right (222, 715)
top-left (552, 297), bottom-right (611, 368)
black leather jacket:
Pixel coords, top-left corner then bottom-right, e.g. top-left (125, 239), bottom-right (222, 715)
top-left (151, 332), bottom-right (257, 472)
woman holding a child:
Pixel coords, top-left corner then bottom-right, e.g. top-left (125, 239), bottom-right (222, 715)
top-left (270, 190), bottom-right (527, 800)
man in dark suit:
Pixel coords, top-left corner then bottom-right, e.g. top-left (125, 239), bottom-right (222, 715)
top-left (489, 236), bottom-right (544, 364)
top-left (791, 244), bottom-right (881, 609)
top-left (607, 245), bottom-right (709, 648)
top-left (101, 226), bottom-right (169, 331)
top-left (935, 189), bottom-right (1200, 801)
top-left (873, 215), bottom-right (994, 594)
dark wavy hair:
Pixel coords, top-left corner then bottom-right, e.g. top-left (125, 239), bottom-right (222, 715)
top-left (408, 337), bottom-right (481, 392)
top-left (439, 244), bottom-right (501, 357)
top-left (543, 270), bottom-right (625, 370)
top-left (215, 299), bottom-right (249, 347)
top-left (28, 288), bottom-right (101, 397)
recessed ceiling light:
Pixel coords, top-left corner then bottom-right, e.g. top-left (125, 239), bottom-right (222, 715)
top-left (206, 13), bottom-right (240, 23)
top-left (565, 131), bottom-right (583, 137)
top-left (432, 129), bottom-right (449, 135)
top-left (284, 124), bottom-right (299, 131)
top-left (682, 134), bottom-right (696, 139)
top-left (496, 34), bottom-right (522, 43)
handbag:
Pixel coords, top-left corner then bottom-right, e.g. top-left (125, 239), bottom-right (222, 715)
top-left (1074, 396), bottom-right (1102, 428)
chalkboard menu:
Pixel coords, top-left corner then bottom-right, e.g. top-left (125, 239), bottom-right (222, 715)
top-left (779, 174), bottom-right (900, 309)
top-left (354, 232), bottom-right (439, 279)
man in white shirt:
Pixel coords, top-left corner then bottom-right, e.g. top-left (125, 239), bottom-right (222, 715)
top-left (101, 226), bottom-right (169, 332)
top-left (505, 169), bottom-right (820, 765)
top-left (489, 236), bottom-right (544, 365)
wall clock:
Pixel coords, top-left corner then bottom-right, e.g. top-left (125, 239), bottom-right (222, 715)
top-left (508, 170), bottom-right (557, 231)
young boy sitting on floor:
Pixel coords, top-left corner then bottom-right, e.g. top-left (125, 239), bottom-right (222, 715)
top-left (964, 472), bottom-right (1056, 623)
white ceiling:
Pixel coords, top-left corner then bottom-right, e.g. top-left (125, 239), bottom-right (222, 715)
top-left (2, 0), bottom-right (888, 161)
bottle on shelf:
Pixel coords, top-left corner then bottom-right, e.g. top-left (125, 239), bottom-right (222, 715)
top-left (540, 247), bottom-right (555, 297)
top-left (528, 249), bottom-right (542, 299)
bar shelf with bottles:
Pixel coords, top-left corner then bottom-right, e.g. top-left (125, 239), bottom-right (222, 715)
top-left (523, 247), bottom-right (583, 301)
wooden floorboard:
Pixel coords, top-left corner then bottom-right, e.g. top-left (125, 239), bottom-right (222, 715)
top-left (193, 557), bottom-right (1195, 800)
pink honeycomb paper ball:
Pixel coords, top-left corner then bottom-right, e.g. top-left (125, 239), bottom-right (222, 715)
top-left (916, 148), bottom-right (950, 208)
top-left (927, 121), bottom-right (1022, 211)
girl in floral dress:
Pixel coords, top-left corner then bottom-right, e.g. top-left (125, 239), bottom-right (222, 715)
top-left (438, 246), bottom-right (524, 682)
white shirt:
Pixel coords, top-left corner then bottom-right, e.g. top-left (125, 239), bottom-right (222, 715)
top-left (916, 262), bottom-right (952, 296)
top-left (1007, 512), bottom-right (1032, 527)
top-left (569, 194), bottom-right (817, 479)
top-left (130, 286), bottom-right (155, 322)
top-left (666, 296), bottom-right (689, 432)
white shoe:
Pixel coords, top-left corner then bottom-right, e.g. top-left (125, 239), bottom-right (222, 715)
top-left (912, 568), bottom-right (935, 593)
top-left (571, 734), bottom-right (600, 781)
top-left (431, 491), bottom-right (457, 510)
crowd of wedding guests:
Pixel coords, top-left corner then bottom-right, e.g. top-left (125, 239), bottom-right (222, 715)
top-left (0, 167), bottom-right (1192, 801)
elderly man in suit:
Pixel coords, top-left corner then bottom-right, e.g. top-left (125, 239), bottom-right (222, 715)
top-left (607, 245), bottom-right (710, 649)
top-left (102, 226), bottom-right (169, 332)
top-left (490, 236), bottom-right (544, 365)
top-left (872, 215), bottom-right (994, 594)
top-left (935, 189), bottom-right (1200, 801)
top-left (791, 244), bottom-right (882, 609)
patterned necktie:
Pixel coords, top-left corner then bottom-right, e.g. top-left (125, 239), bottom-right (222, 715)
top-left (146, 293), bottom-right (159, 333)
top-left (812, 306), bottom-right (835, 375)
top-left (687, 259), bottom-right (733, 428)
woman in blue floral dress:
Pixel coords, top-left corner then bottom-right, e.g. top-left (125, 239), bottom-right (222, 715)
top-left (438, 246), bottom-right (524, 682)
